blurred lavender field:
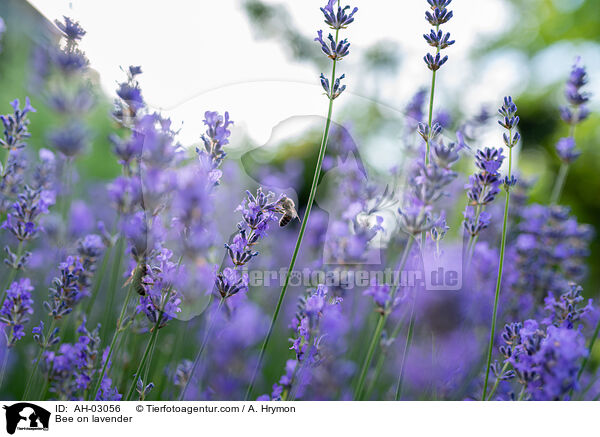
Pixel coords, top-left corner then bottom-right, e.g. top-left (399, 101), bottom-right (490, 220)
top-left (0, 0), bottom-right (599, 401)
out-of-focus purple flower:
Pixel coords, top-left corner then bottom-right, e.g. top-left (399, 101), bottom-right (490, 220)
top-left (555, 59), bottom-right (591, 165)
top-left (564, 57), bottom-right (590, 107)
top-left (108, 176), bottom-right (142, 215)
top-left (173, 359), bottom-right (193, 390)
top-left (55, 16), bottom-right (86, 41)
top-left (405, 88), bottom-right (427, 129)
top-left (50, 17), bottom-right (88, 74)
top-left (109, 132), bottom-right (143, 168)
top-left (0, 278), bottom-right (34, 346)
top-left (48, 121), bottom-right (88, 157)
top-left (507, 204), bottom-right (593, 301)
top-left (113, 66), bottom-right (145, 123)
top-left (555, 137), bottom-right (581, 164)
top-left (198, 111), bottom-right (234, 170)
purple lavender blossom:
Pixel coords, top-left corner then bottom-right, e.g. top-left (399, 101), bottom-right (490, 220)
top-left (554, 59), bottom-right (591, 165)
top-left (0, 278), bottom-right (34, 346)
top-left (2, 185), bottom-right (53, 270)
top-left (261, 285), bottom-right (342, 400)
top-left (55, 16), bottom-right (86, 41)
top-left (136, 249), bottom-right (182, 329)
top-left (48, 122), bottom-right (88, 157)
top-left (423, 0), bottom-right (454, 71)
top-left (51, 17), bottom-right (88, 74)
top-left (320, 0), bottom-right (358, 29)
top-left (314, 30), bottom-right (350, 61)
top-left (214, 188), bottom-right (282, 300)
top-left (198, 111), bottom-right (233, 170)
top-left (44, 256), bottom-right (86, 319)
top-left (113, 66), bottom-right (145, 123)
top-left (0, 98), bottom-right (36, 158)
top-left (542, 283), bottom-right (592, 329)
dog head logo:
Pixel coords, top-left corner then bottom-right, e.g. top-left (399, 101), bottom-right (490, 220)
top-left (3, 403), bottom-right (50, 434)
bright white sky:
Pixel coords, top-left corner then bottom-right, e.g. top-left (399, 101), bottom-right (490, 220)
top-left (26, 0), bottom-right (598, 151)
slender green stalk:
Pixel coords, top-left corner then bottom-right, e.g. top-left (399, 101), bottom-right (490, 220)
top-left (124, 256), bottom-right (183, 400)
top-left (178, 298), bottom-right (223, 400)
top-left (125, 263), bottom-right (182, 401)
top-left (126, 319), bottom-right (160, 400)
top-left (85, 244), bottom-right (112, 315)
top-left (482, 146), bottom-right (513, 400)
top-left (550, 113), bottom-right (577, 205)
top-left (88, 281), bottom-right (135, 400)
top-left (354, 313), bottom-right (386, 400)
top-left (22, 319), bottom-right (56, 400)
top-left (550, 162), bottom-right (569, 205)
top-left (394, 292), bottom-right (417, 400)
top-left (101, 236), bottom-right (125, 341)
top-left (485, 361), bottom-right (509, 401)
top-left (424, 24), bottom-right (440, 165)
top-left (576, 316), bottom-right (600, 382)
top-left (0, 349), bottom-right (9, 389)
top-left (0, 241), bottom-right (25, 304)
top-left (1, 149), bottom-right (10, 178)
top-left (244, 31), bottom-right (341, 403)
top-left (353, 238), bottom-right (414, 400)
top-left (364, 317), bottom-right (405, 399)
top-left (425, 71), bottom-right (437, 165)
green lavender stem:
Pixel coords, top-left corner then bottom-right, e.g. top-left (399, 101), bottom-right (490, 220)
top-left (0, 349), bottom-right (9, 389)
top-left (482, 146), bottom-right (513, 400)
top-left (550, 162), bottom-right (569, 205)
top-left (353, 238), bottom-right (414, 400)
top-left (424, 24), bottom-right (440, 165)
top-left (485, 361), bottom-right (509, 401)
top-left (364, 317), bottom-right (405, 399)
top-left (550, 113), bottom-right (577, 205)
top-left (101, 236), bottom-right (125, 341)
top-left (88, 278), bottom-right (136, 400)
top-left (178, 298), bottom-right (223, 401)
top-left (576, 316), bottom-right (600, 383)
top-left (22, 319), bottom-right (56, 400)
top-left (126, 320), bottom-right (160, 400)
top-left (85, 243), bottom-right (112, 316)
top-left (244, 30), bottom-right (341, 402)
top-left (0, 241), bottom-right (25, 305)
top-left (124, 256), bottom-right (183, 400)
top-left (394, 292), bottom-right (417, 400)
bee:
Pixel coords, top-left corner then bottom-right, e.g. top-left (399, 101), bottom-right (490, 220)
top-left (277, 196), bottom-right (300, 227)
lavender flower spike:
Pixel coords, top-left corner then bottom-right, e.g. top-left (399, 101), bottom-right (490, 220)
top-left (551, 58), bottom-right (592, 203)
top-left (1, 278), bottom-right (34, 346)
top-left (246, 0), bottom-right (358, 400)
top-left (482, 96), bottom-right (520, 400)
